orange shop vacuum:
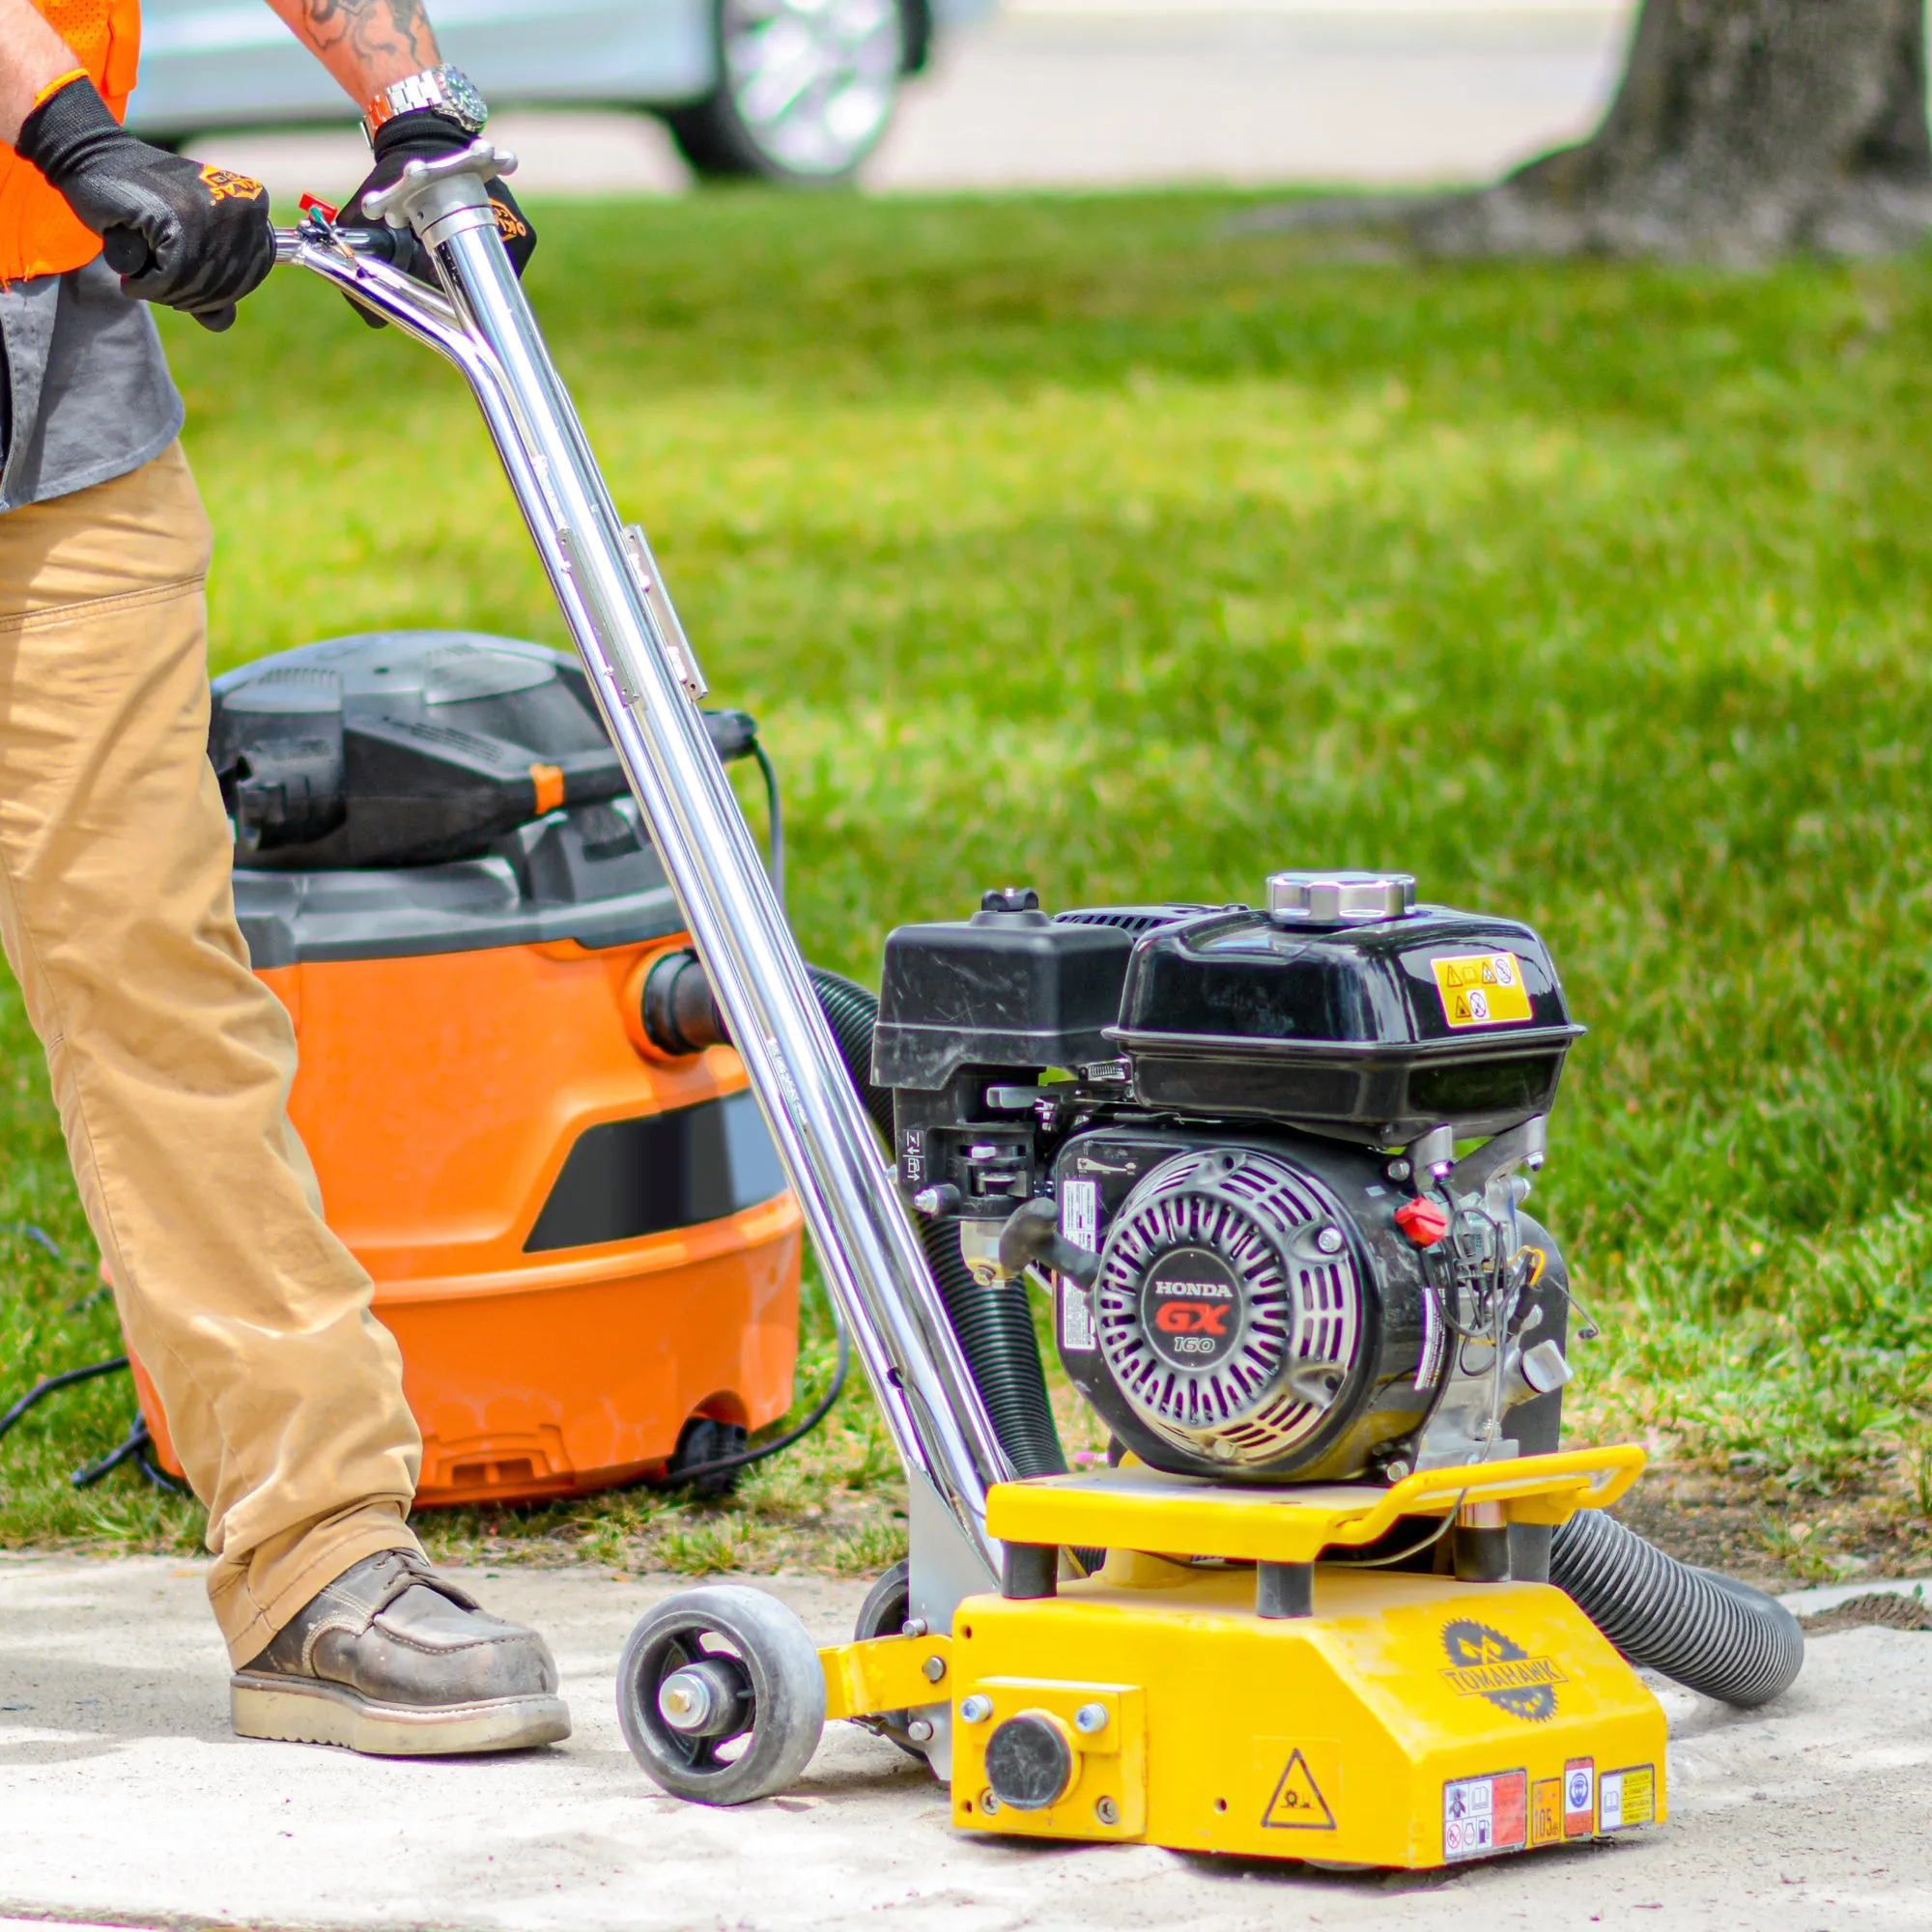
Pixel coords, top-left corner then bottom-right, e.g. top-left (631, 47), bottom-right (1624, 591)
top-left (130, 629), bottom-right (811, 1508)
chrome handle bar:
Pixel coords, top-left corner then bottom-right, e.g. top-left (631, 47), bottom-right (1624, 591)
top-left (272, 147), bottom-right (1009, 1583)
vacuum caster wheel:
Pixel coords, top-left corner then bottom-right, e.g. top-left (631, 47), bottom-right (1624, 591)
top-left (616, 1584), bottom-right (827, 1804)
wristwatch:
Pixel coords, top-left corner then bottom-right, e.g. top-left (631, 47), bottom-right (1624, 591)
top-left (362, 65), bottom-right (489, 143)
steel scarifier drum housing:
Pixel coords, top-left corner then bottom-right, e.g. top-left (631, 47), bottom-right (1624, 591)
top-left (130, 632), bottom-right (803, 1505)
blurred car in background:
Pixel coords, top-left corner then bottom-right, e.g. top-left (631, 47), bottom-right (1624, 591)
top-left (130, 0), bottom-right (993, 185)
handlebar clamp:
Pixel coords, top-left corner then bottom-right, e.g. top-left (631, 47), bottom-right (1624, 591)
top-left (362, 139), bottom-right (519, 231)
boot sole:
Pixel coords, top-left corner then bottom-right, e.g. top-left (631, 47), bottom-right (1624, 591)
top-left (231, 1673), bottom-right (571, 1756)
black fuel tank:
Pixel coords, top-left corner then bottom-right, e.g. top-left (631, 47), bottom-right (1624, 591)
top-left (1114, 902), bottom-right (1582, 1142)
top-left (875, 878), bottom-right (1583, 1147)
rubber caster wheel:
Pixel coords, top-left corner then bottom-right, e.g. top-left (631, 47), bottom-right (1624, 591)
top-left (851, 1560), bottom-right (923, 1759)
top-left (616, 1584), bottom-right (826, 1804)
top-left (662, 1413), bottom-right (749, 1499)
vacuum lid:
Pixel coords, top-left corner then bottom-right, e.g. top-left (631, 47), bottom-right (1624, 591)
top-left (211, 631), bottom-right (627, 870)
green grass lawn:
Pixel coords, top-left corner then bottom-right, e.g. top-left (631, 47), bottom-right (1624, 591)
top-left (5, 190), bottom-right (1932, 1583)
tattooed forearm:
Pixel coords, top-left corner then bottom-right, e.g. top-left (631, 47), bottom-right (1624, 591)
top-left (298, 0), bottom-right (438, 67)
top-left (263, 0), bottom-right (442, 104)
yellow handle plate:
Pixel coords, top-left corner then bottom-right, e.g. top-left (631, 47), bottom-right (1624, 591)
top-left (984, 1445), bottom-right (1645, 1566)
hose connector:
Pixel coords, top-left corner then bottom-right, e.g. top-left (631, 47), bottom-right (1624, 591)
top-left (639, 948), bottom-right (729, 1058)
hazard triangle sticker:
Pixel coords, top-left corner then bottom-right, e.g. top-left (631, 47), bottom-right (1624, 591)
top-left (1262, 1749), bottom-right (1337, 1831)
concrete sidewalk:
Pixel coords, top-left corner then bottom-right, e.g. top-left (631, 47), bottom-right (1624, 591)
top-left (1, 1554), bottom-right (1929, 1931)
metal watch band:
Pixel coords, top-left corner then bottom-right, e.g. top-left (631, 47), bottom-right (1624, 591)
top-left (362, 64), bottom-right (489, 142)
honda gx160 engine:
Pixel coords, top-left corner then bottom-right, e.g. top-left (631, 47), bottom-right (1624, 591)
top-left (874, 871), bottom-right (1586, 1519)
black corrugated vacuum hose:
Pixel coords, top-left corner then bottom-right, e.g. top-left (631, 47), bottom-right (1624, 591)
top-left (806, 966), bottom-right (1068, 1481)
top-left (1549, 1506), bottom-right (1804, 1708)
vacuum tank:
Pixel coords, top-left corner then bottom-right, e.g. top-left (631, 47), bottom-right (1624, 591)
top-left (131, 630), bottom-right (804, 1505)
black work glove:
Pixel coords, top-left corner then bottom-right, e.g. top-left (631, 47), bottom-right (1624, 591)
top-left (339, 110), bottom-right (534, 327)
top-left (14, 73), bottom-right (272, 332)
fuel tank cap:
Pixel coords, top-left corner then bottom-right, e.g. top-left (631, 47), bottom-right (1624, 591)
top-left (1266, 870), bottom-right (1416, 925)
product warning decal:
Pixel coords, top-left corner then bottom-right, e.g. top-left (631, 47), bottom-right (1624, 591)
top-left (1434, 952), bottom-right (1534, 1030)
top-left (1058, 1179), bottom-right (1099, 1351)
top-left (1599, 1765), bottom-right (1656, 1832)
top-left (1260, 1745), bottom-right (1338, 1831)
top-left (1530, 1777), bottom-right (1562, 1847)
top-left (1443, 1769), bottom-right (1528, 1861)
top-left (1563, 1757), bottom-right (1597, 1837)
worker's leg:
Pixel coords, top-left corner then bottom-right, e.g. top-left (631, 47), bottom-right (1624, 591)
top-left (0, 441), bottom-right (423, 1665)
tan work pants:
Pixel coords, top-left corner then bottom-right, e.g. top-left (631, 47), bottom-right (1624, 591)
top-left (0, 443), bottom-right (422, 1665)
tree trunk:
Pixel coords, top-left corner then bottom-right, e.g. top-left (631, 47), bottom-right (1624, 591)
top-left (1409, 0), bottom-right (1932, 260)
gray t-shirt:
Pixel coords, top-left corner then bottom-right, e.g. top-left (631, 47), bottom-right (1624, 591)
top-left (0, 257), bottom-right (184, 513)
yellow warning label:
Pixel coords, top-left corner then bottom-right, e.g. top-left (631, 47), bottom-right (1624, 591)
top-left (1600, 1764), bottom-right (1656, 1831)
top-left (1531, 1777), bottom-right (1562, 1847)
top-left (1433, 952), bottom-right (1534, 1030)
top-left (1262, 1747), bottom-right (1338, 1831)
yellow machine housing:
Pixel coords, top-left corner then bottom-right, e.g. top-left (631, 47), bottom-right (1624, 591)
top-left (818, 1446), bottom-right (1666, 1870)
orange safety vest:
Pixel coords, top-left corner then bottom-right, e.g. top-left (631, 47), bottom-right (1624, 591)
top-left (0, 0), bottom-right (142, 284)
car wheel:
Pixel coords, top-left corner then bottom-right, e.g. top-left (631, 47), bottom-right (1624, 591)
top-left (664, 0), bottom-right (908, 186)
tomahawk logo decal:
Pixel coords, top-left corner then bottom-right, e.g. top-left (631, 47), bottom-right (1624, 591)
top-left (1439, 1619), bottom-right (1566, 1722)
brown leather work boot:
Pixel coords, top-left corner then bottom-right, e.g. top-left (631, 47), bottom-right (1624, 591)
top-left (231, 1549), bottom-right (571, 1755)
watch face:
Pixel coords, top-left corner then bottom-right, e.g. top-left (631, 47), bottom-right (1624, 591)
top-left (439, 66), bottom-right (489, 131)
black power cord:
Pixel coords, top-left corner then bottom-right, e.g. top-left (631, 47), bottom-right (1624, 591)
top-left (751, 740), bottom-right (784, 907)
top-left (701, 709), bottom-right (783, 908)
top-left (0, 1360), bottom-right (185, 1493)
top-left (0, 1355), bottom-right (130, 1444)
top-left (71, 1411), bottom-right (172, 1491)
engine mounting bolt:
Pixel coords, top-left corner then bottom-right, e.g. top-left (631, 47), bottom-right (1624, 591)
top-left (1316, 1226), bottom-right (1345, 1255)
top-left (1074, 1702), bottom-right (1109, 1734)
top-left (923, 1654), bottom-right (948, 1683)
top-left (1385, 1158), bottom-right (1412, 1182)
top-left (1095, 1797), bottom-right (1122, 1826)
top-left (960, 1694), bottom-right (994, 1723)
top-left (901, 1617), bottom-right (929, 1639)
top-left (907, 1718), bottom-right (936, 1744)
top-left (1382, 1459), bottom-right (1411, 1482)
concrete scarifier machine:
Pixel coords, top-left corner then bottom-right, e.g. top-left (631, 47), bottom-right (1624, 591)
top-left (276, 149), bottom-right (1804, 1872)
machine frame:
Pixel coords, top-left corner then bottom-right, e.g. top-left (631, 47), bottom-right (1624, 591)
top-left (274, 154), bottom-right (1667, 1871)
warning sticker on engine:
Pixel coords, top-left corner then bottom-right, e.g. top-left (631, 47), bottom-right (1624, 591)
top-left (1060, 1279), bottom-right (1096, 1352)
top-left (1443, 1769), bottom-right (1528, 1861)
top-left (1059, 1179), bottom-right (1099, 1352)
top-left (1433, 952), bottom-right (1534, 1030)
top-left (1599, 1764), bottom-right (1656, 1832)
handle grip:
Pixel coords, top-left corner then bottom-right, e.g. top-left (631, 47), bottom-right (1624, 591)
top-left (100, 225), bottom-right (238, 332)
top-left (101, 226), bottom-right (150, 276)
